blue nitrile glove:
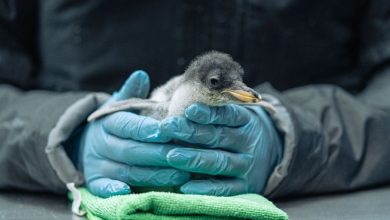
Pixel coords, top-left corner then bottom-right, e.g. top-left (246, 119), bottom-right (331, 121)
top-left (161, 103), bottom-right (283, 196)
top-left (77, 71), bottom-right (190, 198)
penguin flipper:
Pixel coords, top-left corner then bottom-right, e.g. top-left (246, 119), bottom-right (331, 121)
top-left (87, 98), bottom-right (161, 122)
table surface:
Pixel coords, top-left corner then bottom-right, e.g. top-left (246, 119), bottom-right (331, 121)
top-left (276, 185), bottom-right (390, 220)
top-left (1, 185), bottom-right (389, 220)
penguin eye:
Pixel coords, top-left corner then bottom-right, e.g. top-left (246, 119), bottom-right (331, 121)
top-left (208, 77), bottom-right (220, 88)
top-left (210, 78), bottom-right (219, 85)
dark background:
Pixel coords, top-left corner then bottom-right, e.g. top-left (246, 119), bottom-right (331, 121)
top-left (1, 0), bottom-right (382, 94)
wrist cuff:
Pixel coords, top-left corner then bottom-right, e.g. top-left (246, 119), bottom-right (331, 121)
top-left (45, 92), bottom-right (109, 186)
top-left (261, 94), bottom-right (296, 197)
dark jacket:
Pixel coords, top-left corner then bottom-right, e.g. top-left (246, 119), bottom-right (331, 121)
top-left (0, 0), bottom-right (389, 198)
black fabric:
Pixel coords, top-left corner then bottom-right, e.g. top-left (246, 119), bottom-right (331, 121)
top-left (36, 0), bottom-right (370, 93)
top-left (0, 0), bottom-right (37, 89)
top-left (0, 0), bottom-right (389, 195)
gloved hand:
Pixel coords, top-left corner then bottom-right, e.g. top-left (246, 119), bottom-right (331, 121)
top-left (161, 103), bottom-right (283, 196)
top-left (77, 71), bottom-right (190, 198)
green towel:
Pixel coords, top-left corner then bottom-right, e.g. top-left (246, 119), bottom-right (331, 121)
top-left (72, 188), bottom-right (288, 220)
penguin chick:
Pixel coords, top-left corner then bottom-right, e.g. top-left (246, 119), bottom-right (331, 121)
top-left (87, 51), bottom-right (275, 121)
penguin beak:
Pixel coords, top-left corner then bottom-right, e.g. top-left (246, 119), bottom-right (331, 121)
top-left (222, 87), bottom-right (262, 103)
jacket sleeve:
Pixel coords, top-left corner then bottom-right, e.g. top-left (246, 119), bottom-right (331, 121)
top-left (262, 0), bottom-right (390, 198)
top-left (0, 81), bottom-right (114, 194)
top-left (0, 85), bottom-right (88, 192)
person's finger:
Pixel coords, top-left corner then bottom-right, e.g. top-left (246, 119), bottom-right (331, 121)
top-left (161, 117), bottom-right (249, 152)
top-left (96, 133), bottom-right (181, 167)
top-left (185, 103), bottom-right (251, 126)
top-left (113, 70), bottom-right (150, 101)
top-left (167, 148), bottom-right (251, 176)
top-left (101, 162), bottom-right (191, 187)
top-left (103, 111), bottom-right (171, 143)
top-left (87, 178), bottom-right (131, 198)
top-left (180, 178), bottom-right (246, 196)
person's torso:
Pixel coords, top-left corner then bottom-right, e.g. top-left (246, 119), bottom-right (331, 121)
top-left (36, 0), bottom-right (367, 93)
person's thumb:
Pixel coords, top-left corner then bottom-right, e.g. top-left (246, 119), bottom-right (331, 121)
top-left (113, 70), bottom-right (150, 101)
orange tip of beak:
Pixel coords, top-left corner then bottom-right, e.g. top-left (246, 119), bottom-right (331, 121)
top-left (222, 89), bottom-right (262, 103)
